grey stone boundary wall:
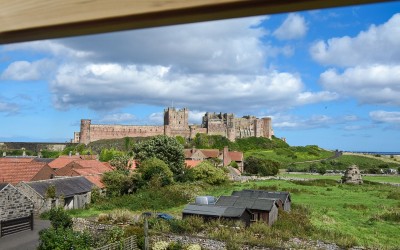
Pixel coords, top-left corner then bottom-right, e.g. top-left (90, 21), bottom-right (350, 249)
top-left (72, 217), bottom-right (114, 233)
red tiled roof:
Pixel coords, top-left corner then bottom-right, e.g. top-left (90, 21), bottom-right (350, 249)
top-left (48, 156), bottom-right (80, 169)
top-left (0, 162), bottom-right (54, 184)
top-left (0, 158), bottom-right (35, 163)
top-left (184, 149), bottom-right (193, 158)
top-left (228, 151), bottom-right (243, 162)
top-left (199, 149), bottom-right (220, 158)
top-left (184, 160), bottom-right (202, 168)
top-left (84, 175), bottom-right (105, 188)
top-left (55, 159), bottom-right (113, 188)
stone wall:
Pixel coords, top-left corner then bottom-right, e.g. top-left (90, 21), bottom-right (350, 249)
top-left (0, 184), bottom-right (33, 221)
top-left (76, 107), bottom-right (273, 144)
top-left (72, 217), bottom-right (114, 233)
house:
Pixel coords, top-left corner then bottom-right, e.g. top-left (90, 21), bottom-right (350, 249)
top-left (55, 159), bottom-right (113, 188)
top-left (16, 176), bottom-right (93, 214)
top-left (182, 204), bottom-right (252, 226)
top-left (0, 161), bottom-right (57, 184)
top-left (0, 183), bottom-right (34, 237)
top-left (184, 147), bottom-right (244, 170)
top-left (48, 155), bottom-right (83, 170)
top-left (215, 195), bottom-right (279, 226)
top-left (232, 190), bottom-right (291, 212)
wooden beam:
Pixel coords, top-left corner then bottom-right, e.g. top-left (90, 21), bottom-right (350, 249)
top-left (0, 0), bottom-right (393, 44)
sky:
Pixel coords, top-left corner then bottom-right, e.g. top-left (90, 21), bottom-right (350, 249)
top-left (1, 2), bottom-right (400, 152)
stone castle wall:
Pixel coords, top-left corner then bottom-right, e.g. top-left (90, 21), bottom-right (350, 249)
top-left (74, 107), bottom-right (273, 144)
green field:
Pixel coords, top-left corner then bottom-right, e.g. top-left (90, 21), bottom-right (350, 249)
top-left (279, 173), bottom-right (400, 184)
top-left (245, 149), bottom-right (334, 164)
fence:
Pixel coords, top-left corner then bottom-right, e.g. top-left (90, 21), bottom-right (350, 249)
top-left (95, 235), bottom-right (137, 250)
top-left (0, 213), bottom-right (33, 237)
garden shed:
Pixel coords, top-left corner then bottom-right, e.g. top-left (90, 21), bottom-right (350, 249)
top-left (232, 189), bottom-right (291, 212)
top-left (182, 204), bottom-right (252, 226)
top-left (216, 195), bottom-right (279, 226)
top-left (16, 176), bottom-right (93, 214)
top-left (0, 183), bottom-right (34, 237)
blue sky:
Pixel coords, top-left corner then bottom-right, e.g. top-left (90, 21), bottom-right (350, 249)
top-left (1, 2), bottom-right (400, 151)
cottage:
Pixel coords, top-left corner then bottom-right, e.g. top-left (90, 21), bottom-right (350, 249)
top-left (232, 190), bottom-right (291, 212)
top-left (182, 204), bottom-right (252, 226)
top-left (215, 195), bottom-right (279, 226)
top-left (0, 183), bottom-right (34, 237)
top-left (16, 176), bottom-right (93, 214)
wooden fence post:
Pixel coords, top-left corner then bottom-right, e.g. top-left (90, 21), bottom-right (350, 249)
top-left (144, 218), bottom-right (149, 250)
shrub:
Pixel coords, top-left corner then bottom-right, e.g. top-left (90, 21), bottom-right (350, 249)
top-left (185, 161), bottom-right (228, 185)
top-left (244, 156), bottom-right (280, 176)
top-left (48, 207), bottom-right (72, 230)
top-left (38, 228), bottom-right (93, 250)
top-left (139, 157), bottom-right (174, 186)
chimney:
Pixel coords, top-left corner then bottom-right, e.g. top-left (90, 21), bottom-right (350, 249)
top-left (2, 152), bottom-right (6, 157)
top-left (223, 146), bottom-right (230, 166)
top-left (69, 151), bottom-right (72, 157)
top-left (22, 148), bottom-right (26, 157)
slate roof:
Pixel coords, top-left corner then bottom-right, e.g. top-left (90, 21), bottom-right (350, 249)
top-left (231, 190), bottom-right (291, 203)
top-left (215, 195), bottom-right (276, 211)
top-left (33, 158), bottom-right (55, 164)
top-left (0, 183), bottom-right (9, 191)
top-left (183, 204), bottom-right (248, 218)
top-left (23, 176), bottom-right (93, 198)
top-left (0, 162), bottom-right (50, 184)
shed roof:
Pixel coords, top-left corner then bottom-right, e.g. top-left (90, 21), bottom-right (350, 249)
top-left (231, 190), bottom-right (291, 203)
top-left (183, 204), bottom-right (248, 218)
top-left (228, 151), bottom-right (243, 162)
top-left (216, 195), bottom-right (276, 211)
top-left (48, 155), bottom-right (81, 169)
top-left (23, 176), bottom-right (93, 198)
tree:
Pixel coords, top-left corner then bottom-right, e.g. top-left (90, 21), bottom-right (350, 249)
top-left (244, 156), bottom-right (280, 176)
top-left (185, 161), bottom-right (228, 185)
top-left (109, 154), bottom-right (132, 173)
top-left (48, 207), bottom-right (72, 230)
top-left (102, 170), bottom-right (140, 197)
top-left (138, 157), bottom-right (174, 186)
top-left (99, 148), bottom-right (124, 162)
top-left (134, 135), bottom-right (185, 176)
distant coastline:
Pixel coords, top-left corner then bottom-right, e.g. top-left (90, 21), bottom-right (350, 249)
top-left (343, 151), bottom-right (400, 156)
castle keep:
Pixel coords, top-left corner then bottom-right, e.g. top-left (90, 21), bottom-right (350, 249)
top-left (73, 107), bottom-right (273, 144)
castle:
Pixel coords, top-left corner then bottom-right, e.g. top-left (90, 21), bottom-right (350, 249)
top-left (72, 107), bottom-right (273, 144)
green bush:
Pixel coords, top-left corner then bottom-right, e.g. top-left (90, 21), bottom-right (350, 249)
top-left (139, 158), bottom-right (174, 186)
top-left (48, 207), bottom-right (72, 230)
top-left (185, 161), bottom-right (228, 185)
top-left (244, 156), bottom-right (280, 176)
top-left (38, 228), bottom-right (93, 250)
top-left (134, 135), bottom-right (185, 177)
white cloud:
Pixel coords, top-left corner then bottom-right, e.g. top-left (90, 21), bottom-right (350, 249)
top-left (1, 59), bottom-right (55, 81)
top-left (189, 110), bottom-right (206, 124)
top-left (149, 112), bottom-right (163, 124)
top-left (320, 65), bottom-right (400, 106)
top-left (310, 13), bottom-right (400, 67)
top-left (370, 110), bottom-right (400, 124)
top-left (273, 13), bottom-right (308, 40)
top-left (4, 16), bottom-right (335, 113)
top-left (99, 113), bottom-right (136, 124)
top-left (0, 100), bottom-right (19, 114)
top-left (50, 62), bottom-right (336, 112)
top-left (272, 113), bottom-right (335, 130)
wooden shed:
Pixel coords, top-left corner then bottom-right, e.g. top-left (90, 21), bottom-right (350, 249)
top-left (232, 189), bottom-right (291, 212)
top-left (182, 204), bottom-right (252, 227)
top-left (215, 195), bottom-right (279, 226)
top-left (0, 183), bottom-right (34, 237)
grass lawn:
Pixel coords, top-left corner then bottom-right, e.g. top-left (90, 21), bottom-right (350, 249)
top-left (245, 150), bottom-right (334, 164)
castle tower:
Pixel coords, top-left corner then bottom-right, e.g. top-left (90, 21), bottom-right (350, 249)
top-left (164, 107), bottom-right (189, 137)
top-left (79, 119), bottom-right (91, 145)
top-left (262, 117), bottom-right (272, 139)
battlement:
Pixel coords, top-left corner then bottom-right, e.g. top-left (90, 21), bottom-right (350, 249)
top-left (74, 107), bottom-right (272, 144)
